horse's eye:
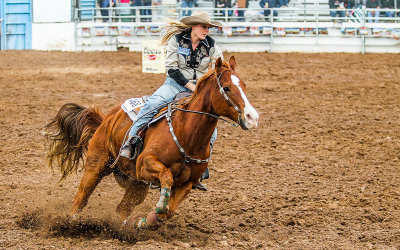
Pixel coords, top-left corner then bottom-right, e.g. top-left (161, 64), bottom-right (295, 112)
top-left (223, 87), bottom-right (230, 92)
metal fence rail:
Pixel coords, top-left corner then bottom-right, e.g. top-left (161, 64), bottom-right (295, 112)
top-left (75, 5), bottom-right (400, 23)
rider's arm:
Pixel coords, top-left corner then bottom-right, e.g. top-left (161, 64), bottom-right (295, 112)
top-left (165, 36), bottom-right (190, 87)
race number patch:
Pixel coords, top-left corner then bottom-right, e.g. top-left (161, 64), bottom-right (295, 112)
top-left (178, 47), bottom-right (190, 56)
top-left (121, 98), bottom-right (145, 113)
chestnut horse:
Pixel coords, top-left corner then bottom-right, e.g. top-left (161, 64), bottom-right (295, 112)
top-left (46, 57), bottom-right (259, 228)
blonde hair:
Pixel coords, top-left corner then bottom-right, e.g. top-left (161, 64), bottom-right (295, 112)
top-left (161, 19), bottom-right (191, 45)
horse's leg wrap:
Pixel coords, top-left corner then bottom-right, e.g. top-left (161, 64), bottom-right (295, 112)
top-left (155, 187), bottom-right (171, 216)
top-left (137, 218), bottom-right (148, 228)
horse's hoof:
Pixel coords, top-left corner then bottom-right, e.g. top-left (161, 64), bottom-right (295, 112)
top-left (147, 211), bottom-right (161, 224)
top-left (145, 211), bottom-right (163, 230)
top-left (70, 213), bottom-right (80, 221)
top-left (123, 215), bottom-right (142, 228)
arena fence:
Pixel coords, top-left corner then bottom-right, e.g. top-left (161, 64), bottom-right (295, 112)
top-left (74, 6), bottom-right (400, 53)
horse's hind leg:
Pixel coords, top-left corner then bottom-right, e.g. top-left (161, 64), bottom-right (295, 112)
top-left (70, 147), bottom-right (111, 216)
top-left (114, 173), bottom-right (149, 220)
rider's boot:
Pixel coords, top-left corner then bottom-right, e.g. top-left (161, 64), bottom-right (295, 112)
top-left (192, 179), bottom-right (208, 191)
top-left (120, 135), bottom-right (142, 160)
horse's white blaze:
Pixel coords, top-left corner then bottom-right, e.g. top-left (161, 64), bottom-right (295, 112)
top-left (231, 75), bottom-right (259, 129)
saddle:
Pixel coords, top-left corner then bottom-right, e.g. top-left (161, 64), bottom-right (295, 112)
top-left (121, 91), bottom-right (193, 161)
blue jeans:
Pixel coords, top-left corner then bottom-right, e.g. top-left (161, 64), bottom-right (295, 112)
top-left (264, 9), bottom-right (278, 18)
top-left (129, 77), bottom-right (218, 147)
top-left (181, 0), bottom-right (194, 16)
top-left (330, 9), bottom-right (345, 19)
top-left (384, 11), bottom-right (394, 18)
top-left (278, 0), bottom-right (288, 6)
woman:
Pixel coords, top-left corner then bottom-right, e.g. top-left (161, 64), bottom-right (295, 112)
top-left (120, 10), bottom-right (224, 191)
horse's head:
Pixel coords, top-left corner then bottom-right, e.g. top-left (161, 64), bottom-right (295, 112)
top-left (211, 56), bottom-right (259, 130)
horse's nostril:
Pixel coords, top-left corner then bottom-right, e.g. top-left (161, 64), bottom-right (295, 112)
top-left (246, 114), bottom-right (253, 122)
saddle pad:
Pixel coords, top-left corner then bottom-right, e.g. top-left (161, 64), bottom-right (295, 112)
top-left (121, 97), bottom-right (146, 121)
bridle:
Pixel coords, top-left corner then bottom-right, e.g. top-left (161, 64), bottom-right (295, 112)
top-left (215, 70), bottom-right (243, 124)
top-left (166, 69), bottom-right (244, 164)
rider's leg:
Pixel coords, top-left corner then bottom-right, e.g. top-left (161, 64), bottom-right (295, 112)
top-left (120, 78), bottom-right (189, 159)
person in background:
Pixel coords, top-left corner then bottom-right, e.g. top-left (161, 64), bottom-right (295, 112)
top-left (381, 0), bottom-right (395, 20)
top-left (98, 0), bottom-right (116, 22)
top-left (329, 0), bottom-right (346, 22)
top-left (132, 0), bottom-right (152, 22)
top-left (236, 0), bottom-right (249, 21)
top-left (120, 10), bottom-right (224, 191)
top-left (216, 0), bottom-right (233, 21)
top-left (142, 0), bottom-right (152, 22)
top-left (259, 0), bottom-right (279, 20)
top-left (181, 0), bottom-right (199, 17)
top-left (116, 0), bottom-right (132, 22)
top-left (366, 0), bottom-right (382, 22)
top-left (342, 0), bottom-right (355, 20)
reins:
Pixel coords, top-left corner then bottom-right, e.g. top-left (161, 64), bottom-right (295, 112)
top-left (172, 105), bottom-right (239, 127)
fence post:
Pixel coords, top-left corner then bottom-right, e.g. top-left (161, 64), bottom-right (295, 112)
top-left (361, 6), bottom-right (366, 54)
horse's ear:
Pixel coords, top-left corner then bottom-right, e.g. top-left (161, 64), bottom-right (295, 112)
top-left (215, 57), bottom-right (223, 69)
top-left (229, 56), bottom-right (236, 71)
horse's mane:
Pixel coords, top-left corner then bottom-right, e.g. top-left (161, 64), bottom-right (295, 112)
top-left (179, 60), bottom-right (231, 108)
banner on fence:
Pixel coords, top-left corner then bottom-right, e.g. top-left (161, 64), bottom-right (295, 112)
top-left (142, 39), bottom-right (166, 74)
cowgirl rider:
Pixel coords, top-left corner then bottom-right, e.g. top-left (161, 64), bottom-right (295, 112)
top-left (120, 10), bottom-right (224, 191)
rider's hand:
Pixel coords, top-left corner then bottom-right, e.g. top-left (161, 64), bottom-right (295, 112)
top-left (184, 80), bottom-right (197, 92)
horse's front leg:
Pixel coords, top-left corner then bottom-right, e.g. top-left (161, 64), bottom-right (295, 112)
top-left (166, 181), bottom-right (193, 218)
top-left (133, 155), bottom-right (174, 227)
top-left (125, 181), bottom-right (193, 229)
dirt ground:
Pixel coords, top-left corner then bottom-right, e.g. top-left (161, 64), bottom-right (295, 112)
top-left (0, 50), bottom-right (400, 249)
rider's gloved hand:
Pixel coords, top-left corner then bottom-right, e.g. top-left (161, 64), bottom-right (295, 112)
top-left (184, 80), bottom-right (197, 92)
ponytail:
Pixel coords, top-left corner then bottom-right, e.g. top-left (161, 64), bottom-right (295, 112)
top-left (161, 19), bottom-right (191, 45)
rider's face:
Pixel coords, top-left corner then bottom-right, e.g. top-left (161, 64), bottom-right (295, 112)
top-left (191, 24), bottom-right (211, 41)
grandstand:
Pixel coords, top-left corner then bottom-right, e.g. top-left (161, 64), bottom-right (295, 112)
top-left (1, 0), bottom-right (399, 52)
top-left (71, 0), bottom-right (400, 53)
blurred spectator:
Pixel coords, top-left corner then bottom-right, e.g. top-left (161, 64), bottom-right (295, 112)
top-left (329, 0), bottom-right (346, 22)
top-left (216, 0), bottom-right (233, 21)
top-left (98, 0), bottom-right (116, 22)
top-left (132, 0), bottom-right (152, 22)
top-left (116, 0), bottom-right (132, 22)
top-left (343, 0), bottom-right (355, 18)
top-left (397, 0), bottom-right (400, 16)
top-left (181, 0), bottom-right (197, 16)
top-left (280, 0), bottom-right (289, 7)
top-left (366, 0), bottom-right (382, 22)
top-left (236, 0), bottom-right (249, 21)
top-left (259, 0), bottom-right (279, 20)
top-left (381, 0), bottom-right (395, 19)
top-left (142, 0), bottom-right (152, 22)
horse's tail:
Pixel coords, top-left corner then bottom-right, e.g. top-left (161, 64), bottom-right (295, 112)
top-left (45, 103), bottom-right (105, 180)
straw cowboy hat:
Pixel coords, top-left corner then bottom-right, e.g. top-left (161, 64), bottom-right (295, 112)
top-left (180, 10), bottom-right (223, 28)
